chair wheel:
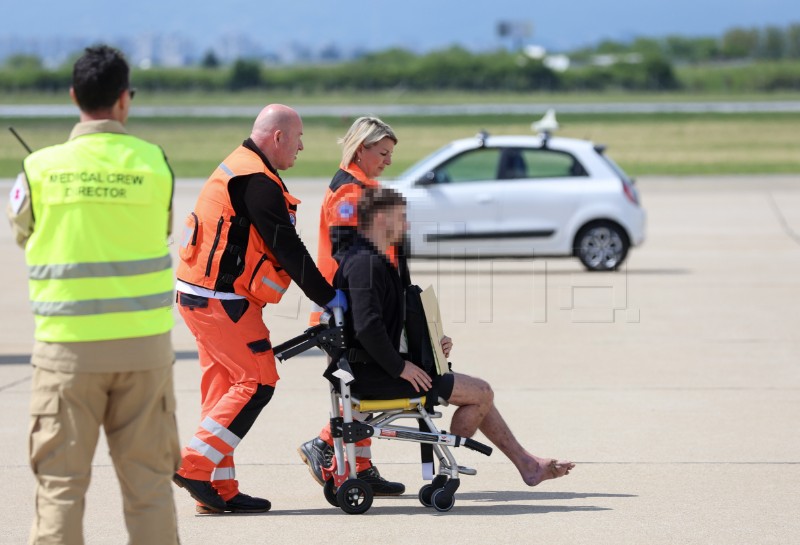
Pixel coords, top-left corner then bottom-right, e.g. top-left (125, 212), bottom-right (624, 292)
top-left (336, 478), bottom-right (373, 515)
top-left (431, 488), bottom-right (455, 512)
top-left (323, 478), bottom-right (339, 507)
top-left (418, 484), bottom-right (434, 507)
top-left (418, 475), bottom-right (449, 507)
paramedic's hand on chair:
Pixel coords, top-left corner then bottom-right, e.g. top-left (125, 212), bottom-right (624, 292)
top-left (325, 289), bottom-right (348, 326)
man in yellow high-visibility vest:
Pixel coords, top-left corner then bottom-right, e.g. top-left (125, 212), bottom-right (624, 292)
top-left (8, 45), bottom-right (181, 545)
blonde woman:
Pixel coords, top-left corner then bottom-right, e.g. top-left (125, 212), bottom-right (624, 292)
top-left (300, 116), bottom-right (405, 497)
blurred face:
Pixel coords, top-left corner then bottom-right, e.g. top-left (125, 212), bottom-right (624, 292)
top-left (274, 115), bottom-right (304, 170)
top-left (356, 136), bottom-right (394, 178)
top-left (383, 204), bottom-right (408, 246)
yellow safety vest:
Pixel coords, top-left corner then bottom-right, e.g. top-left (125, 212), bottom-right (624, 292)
top-left (23, 132), bottom-right (174, 342)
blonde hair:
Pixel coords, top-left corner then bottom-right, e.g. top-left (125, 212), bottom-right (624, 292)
top-left (339, 116), bottom-right (398, 166)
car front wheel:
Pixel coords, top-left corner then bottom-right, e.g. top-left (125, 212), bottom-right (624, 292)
top-left (575, 222), bottom-right (629, 271)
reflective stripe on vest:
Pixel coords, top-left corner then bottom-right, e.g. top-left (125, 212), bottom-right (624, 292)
top-left (23, 132), bottom-right (174, 343)
top-left (30, 291), bottom-right (173, 317)
top-left (261, 275), bottom-right (288, 295)
top-left (28, 254), bottom-right (172, 280)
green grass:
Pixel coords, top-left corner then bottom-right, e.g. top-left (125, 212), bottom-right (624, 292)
top-left (4, 112), bottom-right (800, 178)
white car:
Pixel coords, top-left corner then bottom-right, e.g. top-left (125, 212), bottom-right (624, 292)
top-left (388, 123), bottom-right (646, 271)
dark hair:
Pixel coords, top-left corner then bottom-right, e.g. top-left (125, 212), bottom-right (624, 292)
top-left (357, 187), bottom-right (406, 229)
top-left (72, 45), bottom-right (130, 112)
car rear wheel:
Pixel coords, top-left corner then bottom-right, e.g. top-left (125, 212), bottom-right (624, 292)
top-left (575, 222), bottom-right (629, 271)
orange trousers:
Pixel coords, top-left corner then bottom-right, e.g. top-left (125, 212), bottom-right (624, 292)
top-left (176, 294), bottom-right (276, 500)
top-left (319, 421), bottom-right (372, 473)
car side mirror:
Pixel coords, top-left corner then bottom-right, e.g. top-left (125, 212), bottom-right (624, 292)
top-left (416, 171), bottom-right (436, 186)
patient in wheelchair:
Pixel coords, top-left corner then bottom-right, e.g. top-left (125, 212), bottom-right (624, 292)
top-left (333, 187), bottom-right (574, 488)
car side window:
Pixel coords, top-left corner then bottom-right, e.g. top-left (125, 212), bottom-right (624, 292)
top-left (519, 149), bottom-right (587, 178)
top-left (433, 148), bottom-right (501, 183)
top-left (497, 148), bottom-right (528, 179)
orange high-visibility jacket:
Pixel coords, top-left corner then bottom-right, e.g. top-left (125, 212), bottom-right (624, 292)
top-left (316, 163), bottom-right (381, 283)
top-left (177, 145), bottom-right (300, 306)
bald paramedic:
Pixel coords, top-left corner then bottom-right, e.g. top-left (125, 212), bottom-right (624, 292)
top-left (172, 104), bottom-right (347, 514)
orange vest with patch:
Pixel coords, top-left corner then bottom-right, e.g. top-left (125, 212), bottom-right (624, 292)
top-left (310, 163), bottom-right (397, 324)
top-left (316, 163), bottom-right (380, 284)
top-left (177, 145), bottom-right (300, 306)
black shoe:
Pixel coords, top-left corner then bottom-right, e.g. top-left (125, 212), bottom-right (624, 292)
top-left (357, 465), bottom-right (406, 496)
top-left (297, 437), bottom-right (333, 486)
top-left (173, 473), bottom-right (227, 512)
top-left (195, 492), bottom-right (271, 514)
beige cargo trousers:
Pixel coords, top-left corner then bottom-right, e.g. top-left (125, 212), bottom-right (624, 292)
top-left (28, 365), bottom-right (181, 544)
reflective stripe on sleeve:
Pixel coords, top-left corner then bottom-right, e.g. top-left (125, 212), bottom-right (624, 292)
top-left (188, 437), bottom-right (225, 465)
top-left (200, 416), bottom-right (242, 450)
top-left (28, 254), bottom-right (172, 280)
top-left (31, 291), bottom-right (173, 317)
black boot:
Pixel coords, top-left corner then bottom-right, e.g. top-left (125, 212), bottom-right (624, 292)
top-left (173, 473), bottom-right (227, 512)
top-left (196, 492), bottom-right (271, 514)
top-left (357, 465), bottom-right (406, 496)
top-left (297, 437), bottom-right (334, 486)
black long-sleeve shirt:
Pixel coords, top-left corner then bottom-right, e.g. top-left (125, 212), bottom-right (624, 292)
top-left (335, 233), bottom-right (405, 379)
top-left (228, 139), bottom-right (334, 308)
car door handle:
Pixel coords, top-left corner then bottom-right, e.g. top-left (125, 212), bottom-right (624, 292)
top-left (476, 194), bottom-right (494, 204)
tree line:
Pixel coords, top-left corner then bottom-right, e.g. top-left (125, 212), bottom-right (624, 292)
top-left (570, 23), bottom-right (800, 63)
top-left (2, 23), bottom-right (800, 93)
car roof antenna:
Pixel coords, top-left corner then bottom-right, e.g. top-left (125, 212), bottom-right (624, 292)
top-left (532, 109), bottom-right (559, 146)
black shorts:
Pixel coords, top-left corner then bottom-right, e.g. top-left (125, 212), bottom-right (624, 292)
top-left (350, 363), bottom-right (455, 404)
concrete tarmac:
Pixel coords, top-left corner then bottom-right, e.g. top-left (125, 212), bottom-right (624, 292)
top-left (1, 175), bottom-right (798, 544)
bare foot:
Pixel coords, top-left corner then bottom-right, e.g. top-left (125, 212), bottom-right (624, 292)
top-left (523, 457), bottom-right (575, 486)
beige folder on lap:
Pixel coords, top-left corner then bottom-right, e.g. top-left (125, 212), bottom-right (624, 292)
top-left (420, 285), bottom-right (448, 375)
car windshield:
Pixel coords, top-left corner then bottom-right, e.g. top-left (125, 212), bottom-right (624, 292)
top-left (394, 142), bottom-right (458, 180)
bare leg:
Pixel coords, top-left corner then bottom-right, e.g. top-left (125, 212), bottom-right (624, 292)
top-left (447, 372), bottom-right (574, 486)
